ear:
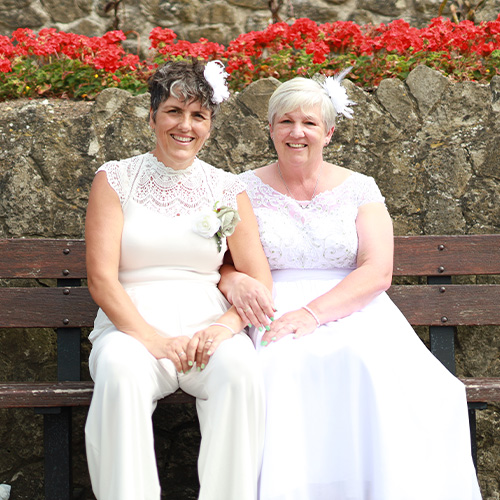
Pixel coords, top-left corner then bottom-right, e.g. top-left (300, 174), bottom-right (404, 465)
top-left (269, 122), bottom-right (274, 140)
top-left (324, 125), bottom-right (335, 145)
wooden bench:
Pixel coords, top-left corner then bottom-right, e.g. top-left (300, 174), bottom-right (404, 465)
top-left (1, 235), bottom-right (500, 499)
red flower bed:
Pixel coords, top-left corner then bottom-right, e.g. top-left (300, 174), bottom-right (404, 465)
top-left (1, 15), bottom-right (499, 100)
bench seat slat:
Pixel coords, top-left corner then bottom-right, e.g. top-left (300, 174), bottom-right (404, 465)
top-left (1, 379), bottom-right (497, 408)
top-left (462, 378), bottom-right (500, 403)
top-left (387, 284), bottom-right (500, 326)
top-left (0, 382), bottom-right (194, 408)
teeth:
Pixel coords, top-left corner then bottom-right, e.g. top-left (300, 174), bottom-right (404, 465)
top-left (172, 135), bottom-right (193, 142)
top-left (288, 143), bottom-right (306, 148)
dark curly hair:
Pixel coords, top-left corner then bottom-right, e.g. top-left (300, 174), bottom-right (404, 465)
top-left (148, 60), bottom-right (220, 122)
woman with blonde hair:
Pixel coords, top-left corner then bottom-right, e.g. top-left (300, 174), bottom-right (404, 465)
top-left (221, 71), bottom-right (482, 500)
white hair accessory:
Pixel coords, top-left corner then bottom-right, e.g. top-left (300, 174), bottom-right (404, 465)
top-left (203, 60), bottom-right (230, 104)
top-left (321, 67), bottom-right (356, 119)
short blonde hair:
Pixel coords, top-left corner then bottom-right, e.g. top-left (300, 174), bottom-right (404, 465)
top-left (268, 77), bottom-right (337, 130)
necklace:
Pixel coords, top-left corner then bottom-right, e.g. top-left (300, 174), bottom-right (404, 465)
top-left (277, 162), bottom-right (323, 208)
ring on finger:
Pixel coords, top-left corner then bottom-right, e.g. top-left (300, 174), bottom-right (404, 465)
top-left (205, 339), bottom-right (214, 343)
top-left (244, 307), bottom-right (251, 312)
top-left (178, 351), bottom-right (185, 357)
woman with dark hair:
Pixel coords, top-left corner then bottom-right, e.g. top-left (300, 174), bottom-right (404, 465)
top-left (84, 60), bottom-right (271, 500)
top-left (221, 72), bottom-right (482, 500)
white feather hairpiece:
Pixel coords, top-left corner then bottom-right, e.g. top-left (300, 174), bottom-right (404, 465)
top-left (203, 60), bottom-right (230, 104)
top-left (321, 67), bottom-right (356, 119)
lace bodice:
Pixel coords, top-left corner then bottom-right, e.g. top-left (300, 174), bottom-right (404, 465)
top-left (239, 170), bottom-right (385, 270)
top-left (96, 153), bottom-right (245, 285)
top-left (97, 153), bottom-right (244, 215)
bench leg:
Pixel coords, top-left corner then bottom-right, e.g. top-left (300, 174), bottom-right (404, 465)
top-left (36, 407), bottom-right (73, 500)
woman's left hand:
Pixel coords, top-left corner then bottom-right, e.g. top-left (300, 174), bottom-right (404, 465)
top-left (186, 324), bottom-right (235, 370)
top-left (261, 308), bottom-right (318, 345)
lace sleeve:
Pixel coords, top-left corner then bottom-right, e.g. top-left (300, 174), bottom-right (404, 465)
top-left (221, 174), bottom-right (246, 209)
top-left (96, 160), bottom-right (129, 205)
top-left (356, 174), bottom-right (386, 207)
top-left (202, 161), bottom-right (246, 209)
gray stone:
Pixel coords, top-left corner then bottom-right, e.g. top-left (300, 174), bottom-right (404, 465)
top-left (200, 2), bottom-right (238, 24)
top-left (375, 78), bottom-right (420, 133)
top-left (491, 75), bottom-right (500, 112)
top-left (40, 0), bottom-right (88, 23)
top-left (227, 0), bottom-right (267, 9)
top-left (358, 0), bottom-right (403, 17)
top-left (406, 65), bottom-right (450, 118)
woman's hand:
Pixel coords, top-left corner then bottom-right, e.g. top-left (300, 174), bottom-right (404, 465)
top-left (261, 308), bottom-right (318, 345)
top-left (144, 334), bottom-right (191, 373)
top-left (228, 274), bottom-right (275, 329)
top-left (186, 324), bottom-right (235, 370)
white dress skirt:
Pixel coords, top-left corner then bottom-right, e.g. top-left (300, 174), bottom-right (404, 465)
top-left (240, 170), bottom-right (482, 500)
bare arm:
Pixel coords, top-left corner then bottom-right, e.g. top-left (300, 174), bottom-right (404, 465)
top-left (218, 192), bottom-right (276, 327)
top-left (264, 202), bottom-right (394, 342)
top-left (86, 172), bottom-right (190, 371)
top-left (187, 191), bottom-right (274, 367)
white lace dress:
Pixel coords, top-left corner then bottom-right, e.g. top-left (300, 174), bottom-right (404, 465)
top-left (240, 170), bottom-right (482, 500)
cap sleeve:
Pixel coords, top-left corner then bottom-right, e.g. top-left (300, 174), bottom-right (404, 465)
top-left (357, 174), bottom-right (386, 207)
top-left (201, 161), bottom-right (246, 210)
top-left (95, 160), bottom-right (131, 205)
top-left (221, 173), bottom-right (246, 209)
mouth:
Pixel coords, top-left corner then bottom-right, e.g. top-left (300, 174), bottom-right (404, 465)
top-left (287, 143), bottom-right (307, 149)
top-left (171, 134), bottom-right (194, 143)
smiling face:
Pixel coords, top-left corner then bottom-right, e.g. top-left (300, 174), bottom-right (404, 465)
top-left (270, 105), bottom-right (334, 168)
top-left (149, 95), bottom-right (212, 170)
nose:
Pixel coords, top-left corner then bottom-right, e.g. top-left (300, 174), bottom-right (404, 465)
top-left (178, 112), bottom-right (191, 131)
top-left (290, 122), bottom-right (304, 138)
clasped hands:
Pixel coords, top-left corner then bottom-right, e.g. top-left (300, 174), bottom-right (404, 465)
top-left (146, 324), bottom-right (234, 373)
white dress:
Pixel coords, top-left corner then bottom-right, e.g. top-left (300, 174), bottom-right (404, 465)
top-left (85, 153), bottom-right (265, 500)
top-left (240, 170), bottom-right (482, 500)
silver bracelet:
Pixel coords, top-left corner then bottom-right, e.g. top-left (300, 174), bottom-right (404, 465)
top-left (209, 322), bottom-right (236, 335)
top-left (302, 306), bottom-right (321, 327)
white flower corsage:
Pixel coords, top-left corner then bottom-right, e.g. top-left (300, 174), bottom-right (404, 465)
top-left (192, 202), bottom-right (240, 252)
top-left (321, 67), bottom-right (356, 119)
top-left (203, 60), bottom-right (230, 104)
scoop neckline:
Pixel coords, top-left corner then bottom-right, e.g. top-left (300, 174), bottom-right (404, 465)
top-left (244, 169), bottom-right (356, 204)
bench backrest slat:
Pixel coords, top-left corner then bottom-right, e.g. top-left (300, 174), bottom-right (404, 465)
top-left (0, 239), bottom-right (86, 279)
top-left (2, 236), bottom-right (499, 279)
top-left (393, 235), bottom-right (500, 276)
top-left (387, 285), bottom-right (500, 326)
top-left (0, 288), bottom-right (97, 328)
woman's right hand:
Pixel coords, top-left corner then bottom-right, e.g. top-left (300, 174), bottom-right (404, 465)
top-left (144, 334), bottom-right (192, 373)
top-left (228, 274), bottom-right (275, 329)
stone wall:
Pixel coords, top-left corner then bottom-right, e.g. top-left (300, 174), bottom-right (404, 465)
top-left (0, 0), bottom-right (499, 51)
top-left (0, 66), bottom-right (499, 498)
